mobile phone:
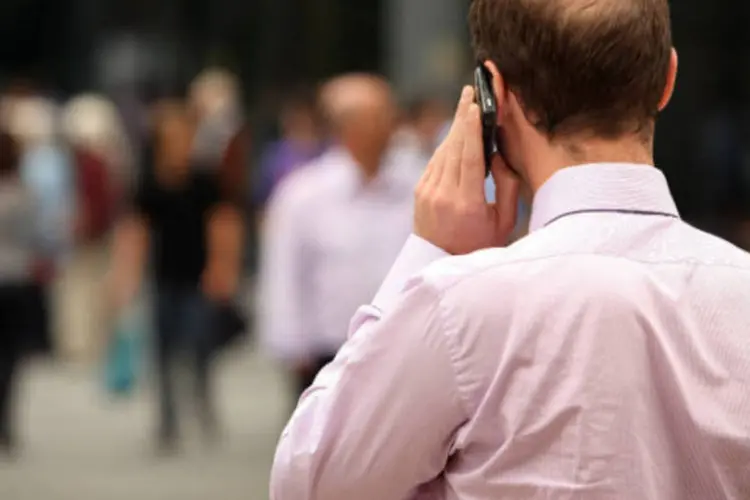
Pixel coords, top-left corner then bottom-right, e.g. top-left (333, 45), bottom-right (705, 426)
top-left (473, 64), bottom-right (500, 177)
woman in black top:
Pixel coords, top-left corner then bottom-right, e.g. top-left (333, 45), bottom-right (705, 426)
top-left (111, 103), bottom-right (243, 453)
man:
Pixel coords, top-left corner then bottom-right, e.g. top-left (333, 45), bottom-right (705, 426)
top-left (258, 74), bottom-right (420, 402)
top-left (271, 1), bottom-right (750, 499)
top-left (111, 103), bottom-right (242, 452)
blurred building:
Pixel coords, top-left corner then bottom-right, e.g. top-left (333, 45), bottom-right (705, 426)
top-left (1, 0), bottom-right (750, 232)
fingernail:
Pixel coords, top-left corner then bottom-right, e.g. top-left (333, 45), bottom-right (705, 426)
top-left (461, 86), bottom-right (473, 102)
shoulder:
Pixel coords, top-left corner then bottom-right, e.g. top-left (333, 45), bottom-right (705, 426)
top-left (418, 234), bottom-right (647, 316)
top-left (268, 154), bottom-right (344, 211)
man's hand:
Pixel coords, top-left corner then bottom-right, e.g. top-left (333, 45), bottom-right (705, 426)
top-left (415, 86), bottom-right (520, 255)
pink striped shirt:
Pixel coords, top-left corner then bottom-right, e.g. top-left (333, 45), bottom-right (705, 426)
top-left (271, 163), bottom-right (750, 499)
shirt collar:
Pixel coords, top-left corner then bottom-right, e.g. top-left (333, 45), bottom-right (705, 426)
top-left (529, 163), bottom-right (680, 232)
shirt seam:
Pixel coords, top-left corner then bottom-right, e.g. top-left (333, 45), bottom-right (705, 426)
top-left (433, 286), bottom-right (473, 421)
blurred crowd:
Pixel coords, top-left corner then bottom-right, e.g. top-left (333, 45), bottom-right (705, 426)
top-left (0, 67), bottom-right (475, 456)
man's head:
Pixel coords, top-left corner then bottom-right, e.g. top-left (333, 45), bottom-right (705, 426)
top-left (320, 74), bottom-right (397, 177)
top-left (469, 0), bottom-right (677, 188)
top-left (189, 68), bottom-right (240, 120)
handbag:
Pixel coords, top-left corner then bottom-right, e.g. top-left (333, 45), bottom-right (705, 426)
top-left (104, 304), bottom-right (145, 397)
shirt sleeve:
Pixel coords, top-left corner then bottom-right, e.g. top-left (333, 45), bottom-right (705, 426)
top-left (257, 182), bottom-right (314, 362)
top-left (270, 236), bottom-right (461, 500)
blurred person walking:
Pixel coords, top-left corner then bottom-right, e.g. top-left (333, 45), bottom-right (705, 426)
top-left (254, 87), bottom-right (327, 209)
top-left (258, 74), bottom-right (421, 406)
top-left (110, 103), bottom-right (243, 453)
top-left (6, 97), bottom-right (74, 357)
top-left (189, 68), bottom-right (249, 205)
top-left (57, 95), bottom-right (130, 361)
top-left (0, 129), bottom-right (41, 455)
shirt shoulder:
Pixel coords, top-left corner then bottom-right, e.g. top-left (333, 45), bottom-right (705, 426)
top-left (415, 229), bottom-right (641, 313)
top-left (419, 220), bottom-right (750, 314)
top-left (415, 229), bottom-right (565, 294)
top-left (268, 152), bottom-right (351, 213)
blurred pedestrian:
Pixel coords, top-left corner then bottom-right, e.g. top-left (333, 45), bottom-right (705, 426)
top-left (254, 87), bottom-right (326, 209)
top-left (57, 95), bottom-right (130, 361)
top-left (258, 74), bottom-right (421, 406)
top-left (189, 68), bottom-right (249, 205)
top-left (110, 103), bottom-right (243, 453)
top-left (0, 129), bottom-right (39, 455)
top-left (7, 96), bottom-right (74, 357)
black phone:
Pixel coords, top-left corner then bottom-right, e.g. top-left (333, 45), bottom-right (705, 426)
top-left (473, 64), bottom-right (500, 177)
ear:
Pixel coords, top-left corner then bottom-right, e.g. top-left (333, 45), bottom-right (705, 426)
top-left (483, 60), bottom-right (507, 126)
top-left (658, 48), bottom-right (678, 112)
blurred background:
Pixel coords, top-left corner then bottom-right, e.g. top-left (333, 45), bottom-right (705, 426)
top-left (0, 0), bottom-right (749, 499)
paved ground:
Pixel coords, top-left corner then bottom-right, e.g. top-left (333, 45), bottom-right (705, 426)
top-left (0, 349), bottom-right (287, 500)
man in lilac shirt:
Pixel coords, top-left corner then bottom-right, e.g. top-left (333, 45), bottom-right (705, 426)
top-left (271, 1), bottom-right (750, 498)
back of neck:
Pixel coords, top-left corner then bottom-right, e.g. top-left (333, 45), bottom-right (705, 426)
top-left (526, 135), bottom-right (654, 194)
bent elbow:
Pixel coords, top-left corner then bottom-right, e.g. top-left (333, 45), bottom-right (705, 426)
top-left (270, 437), bottom-right (353, 500)
top-left (269, 436), bottom-right (318, 500)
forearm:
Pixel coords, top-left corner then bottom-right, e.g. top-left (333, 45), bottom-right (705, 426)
top-left (207, 203), bottom-right (244, 272)
top-left (110, 215), bottom-right (148, 295)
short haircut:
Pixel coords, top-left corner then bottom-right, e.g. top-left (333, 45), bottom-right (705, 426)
top-left (469, 0), bottom-right (672, 140)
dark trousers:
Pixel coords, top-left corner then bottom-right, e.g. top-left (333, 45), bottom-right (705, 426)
top-left (0, 284), bottom-right (28, 448)
top-left (21, 283), bottom-right (51, 356)
top-left (154, 287), bottom-right (218, 440)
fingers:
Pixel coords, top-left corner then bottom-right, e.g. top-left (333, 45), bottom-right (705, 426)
top-left (443, 86), bottom-right (475, 185)
top-left (459, 102), bottom-right (487, 200)
top-left (419, 86), bottom-right (474, 192)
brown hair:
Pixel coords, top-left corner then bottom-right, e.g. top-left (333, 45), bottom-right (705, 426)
top-left (469, 0), bottom-right (672, 140)
top-left (0, 129), bottom-right (20, 177)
